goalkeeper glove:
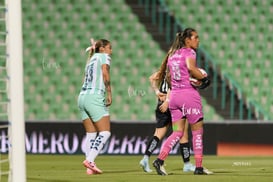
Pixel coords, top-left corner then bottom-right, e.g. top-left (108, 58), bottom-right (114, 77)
top-left (199, 77), bottom-right (210, 89)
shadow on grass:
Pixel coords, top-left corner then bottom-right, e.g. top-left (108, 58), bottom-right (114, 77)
top-left (27, 177), bottom-right (71, 182)
top-left (105, 169), bottom-right (145, 174)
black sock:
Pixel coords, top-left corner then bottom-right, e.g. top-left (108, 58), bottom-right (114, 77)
top-left (156, 158), bottom-right (164, 165)
top-left (145, 136), bottom-right (159, 156)
top-left (180, 142), bottom-right (190, 163)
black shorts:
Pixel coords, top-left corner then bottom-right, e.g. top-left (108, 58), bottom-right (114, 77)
top-left (155, 100), bottom-right (172, 128)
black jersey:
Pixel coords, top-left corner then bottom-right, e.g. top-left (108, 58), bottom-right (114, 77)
top-left (159, 76), bottom-right (169, 94)
top-left (156, 75), bottom-right (171, 127)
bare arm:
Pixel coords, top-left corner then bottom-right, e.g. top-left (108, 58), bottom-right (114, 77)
top-left (149, 71), bottom-right (160, 93)
top-left (102, 64), bottom-right (112, 106)
top-left (149, 71), bottom-right (166, 101)
top-left (186, 57), bottom-right (204, 79)
top-left (186, 57), bottom-right (210, 89)
top-left (166, 88), bottom-right (170, 101)
top-left (159, 88), bottom-right (170, 112)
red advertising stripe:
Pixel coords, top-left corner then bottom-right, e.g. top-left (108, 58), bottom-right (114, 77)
top-left (217, 142), bottom-right (273, 156)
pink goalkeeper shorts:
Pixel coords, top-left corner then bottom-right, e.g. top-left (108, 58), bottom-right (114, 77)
top-left (169, 88), bottom-right (203, 124)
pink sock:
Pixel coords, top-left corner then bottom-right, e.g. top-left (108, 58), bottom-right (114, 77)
top-left (158, 131), bottom-right (183, 161)
top-left (192, 128), bottom-right (203, 167)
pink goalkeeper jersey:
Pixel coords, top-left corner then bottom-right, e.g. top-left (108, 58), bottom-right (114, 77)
top-left (167, 47), bottom-right (196, 90)
top-left (167, 47), bottom-right (203, 124)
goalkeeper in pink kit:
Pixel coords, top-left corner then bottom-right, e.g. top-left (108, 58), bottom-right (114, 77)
top-left (153, 28), bottom-right (211, 175)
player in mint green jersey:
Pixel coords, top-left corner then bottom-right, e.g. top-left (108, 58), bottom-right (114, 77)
top-left (78, 38), bottom-right (112, 175)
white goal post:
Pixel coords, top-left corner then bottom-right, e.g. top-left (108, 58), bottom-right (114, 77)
top-left (6, 0), bottom-right (26, 181)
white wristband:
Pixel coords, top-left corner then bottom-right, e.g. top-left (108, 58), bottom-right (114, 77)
top-left (165, 98), bottom-right (170, 102)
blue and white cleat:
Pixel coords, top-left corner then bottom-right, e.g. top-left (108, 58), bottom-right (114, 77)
top-left (139, 157), bottom-right (153, 173)
top-left (183, 162), bottom-right (196, 172)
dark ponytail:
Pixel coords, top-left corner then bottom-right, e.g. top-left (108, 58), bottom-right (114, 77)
top-left (168, 27), bottom-right (196, 56)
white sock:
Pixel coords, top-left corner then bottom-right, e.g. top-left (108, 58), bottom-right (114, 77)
top-left (87, 131), bottom-right (111, 162)
top-left (143, 155), bottom-right (149, 160)
top-left (85, 132), bottom-right (97, 158)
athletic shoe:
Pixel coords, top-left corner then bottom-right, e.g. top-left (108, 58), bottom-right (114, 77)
top-left (203, 168), bottom-right (213, 175)
top-left (194, 167), bottom-right (205, 175)
top-left (153, 159), bottom-right (168, 176)
top-left (193, 166), bottom-right (213, 175)
top-left (183, 162), bottom-right (196, 172)
top-left (86, 168), bottom-right (94, 175)
top-left (83, 160), bottom-right (103, 174)
top-left (139, 158), bottom-right (152, 173)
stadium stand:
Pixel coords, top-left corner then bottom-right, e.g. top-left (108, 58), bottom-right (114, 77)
top-left (21, 0), bottom-right (224, 121)
top-left (164, 0), bottom-right (273, 120)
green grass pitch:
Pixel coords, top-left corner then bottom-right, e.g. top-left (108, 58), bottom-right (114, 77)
top-left (1, 155), bottom-right (273, 181)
